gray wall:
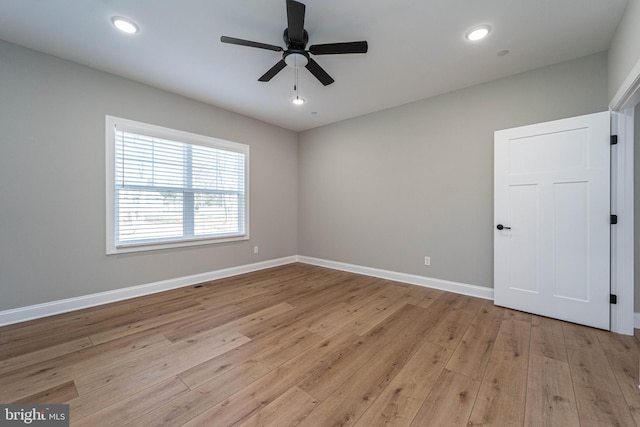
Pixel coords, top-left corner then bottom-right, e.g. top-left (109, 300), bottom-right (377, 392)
top-left (0, 41), bottom-right (298, 311)
top-left (0, 35), bottom-right (626, 311)
top-left (299, 53), bottom-right (609, 288)
top-left (609, 0), bottom-right (640, 101)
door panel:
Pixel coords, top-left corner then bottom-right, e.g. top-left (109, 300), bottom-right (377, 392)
top-left (553, 181), bottom-right (588, 301)
top-left (508, 184), bottom-right (538, 293)
top-left (508, 127), bottom-right (589, 173)
top-left (494, 111), bottom-right (610, 330)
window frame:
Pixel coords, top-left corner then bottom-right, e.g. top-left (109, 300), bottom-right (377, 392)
top-left (105, 115), bottom-right (250, 254)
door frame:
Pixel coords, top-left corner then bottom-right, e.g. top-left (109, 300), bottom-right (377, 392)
top-left (609, 56), bottom-right (640, 335)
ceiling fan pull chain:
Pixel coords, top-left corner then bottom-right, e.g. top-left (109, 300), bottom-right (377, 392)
top-left (295, 60), bottom-right (300, 98)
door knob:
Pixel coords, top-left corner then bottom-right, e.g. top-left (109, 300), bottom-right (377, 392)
top-left (496, 224), bottom-right (511, 230)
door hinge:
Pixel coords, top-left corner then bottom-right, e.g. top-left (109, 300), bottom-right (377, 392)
top-left (610, 294), bottom-right (617, 304)
top-left (611, 214), bottom-right (618, 225)
top-left (610, 135), bottom-right (618, 145)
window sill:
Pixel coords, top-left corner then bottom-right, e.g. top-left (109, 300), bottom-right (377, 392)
top-left (106, 234), bottom-right (249, 255)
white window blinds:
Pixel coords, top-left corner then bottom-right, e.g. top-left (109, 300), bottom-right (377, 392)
top-left (106, 116), bottom-right (249, 253)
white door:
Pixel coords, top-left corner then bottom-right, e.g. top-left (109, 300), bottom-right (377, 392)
top-left (494, 111), bottom-right (610, 330)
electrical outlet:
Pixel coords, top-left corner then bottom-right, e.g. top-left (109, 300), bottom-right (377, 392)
top-left (424, 256), bottom-right (431, 266)
top-left (254, 246), bottom-right (259, 254)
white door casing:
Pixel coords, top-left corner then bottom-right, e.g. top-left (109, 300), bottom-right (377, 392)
top-left (494, 111), bottom-right (610, 329)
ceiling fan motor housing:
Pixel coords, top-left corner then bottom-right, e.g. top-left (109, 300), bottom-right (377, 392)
top-left (283, 28), bottom-right (308, 49)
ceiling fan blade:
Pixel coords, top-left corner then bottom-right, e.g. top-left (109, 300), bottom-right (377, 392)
top-left (305, 58), bottom-right (334, 86)
top-left (220, 36), bottom-right (283, 52)
top-left (258, 60), bottom-right (287, 82)
top-left (309, 41), bottom-right (368, 55)
top-left (286, 0), bottom-right (306, 44)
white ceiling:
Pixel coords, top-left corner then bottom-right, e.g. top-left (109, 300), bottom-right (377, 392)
top-left (0, 0), bottom-right (629, 131)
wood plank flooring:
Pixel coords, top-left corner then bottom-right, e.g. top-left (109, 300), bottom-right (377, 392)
top-left (1, 263), bottom-right (638, 426)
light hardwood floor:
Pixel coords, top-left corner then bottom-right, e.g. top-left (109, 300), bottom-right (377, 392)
top-left (1, 263), bottom-right (639, 426)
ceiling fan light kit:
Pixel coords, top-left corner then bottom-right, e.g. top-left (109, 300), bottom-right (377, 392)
top-left (220, 0), bottom-right (368, 87)
top-left (284, 52), bottom-right (309, 68)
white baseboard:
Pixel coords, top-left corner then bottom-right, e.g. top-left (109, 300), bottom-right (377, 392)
top-left (635, 312), bottom-right (640, 330)
top-left (0, 255), bottom-right (494, 328)
top-left (0, 256), bottom-right (297, 327)
top-left (297, 256), bottom-right (494, 301)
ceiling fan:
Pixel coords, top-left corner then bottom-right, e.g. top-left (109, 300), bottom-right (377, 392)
top-left (220, 0), bottom-right (368, 86)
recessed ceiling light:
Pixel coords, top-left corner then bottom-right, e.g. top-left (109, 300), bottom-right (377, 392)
top-left (292, 96), bottom-right (306, 105)
top-left (111, 16), bottom-right (139, 34)
top-left (465, 25), bottom-right (491, 41)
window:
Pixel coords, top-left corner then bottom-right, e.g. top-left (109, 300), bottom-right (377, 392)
top-left (106, 116), bottom-right (249, 254)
